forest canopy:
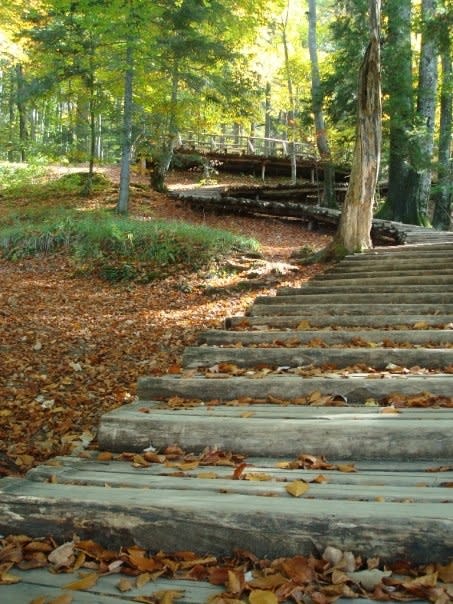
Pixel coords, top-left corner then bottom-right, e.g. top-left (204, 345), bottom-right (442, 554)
top-left (0, 0), bottom-right (451, 227)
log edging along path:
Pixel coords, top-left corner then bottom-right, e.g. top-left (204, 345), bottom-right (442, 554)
top-left (0, 241), bottom-right (452, 595)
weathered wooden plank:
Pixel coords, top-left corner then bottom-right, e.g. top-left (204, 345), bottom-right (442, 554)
top-left (322, 258), bottom-right (451, 272)
top-left (0, 478), bottom-right (451, 563)
top-left (198, 328), bottom-right (453, 347)
top-left (278, 284), bottom-right (453, 295)
top-left (2, 569), bottom-right (223, 604)
top-left (136, 374), bottom-right (453, 404)
top-left (0, 568), bottom-right (384, 604)
top-left (26, 463), bottom-right (453, 503)
top-left (315, 269), bottom-right (453, 281)
top-left (248, 303), bottom-right (453, 316)
top-left (29, 456), bottom-right (453, 488)
top-left (225, 314), bottom-right (453, 329)
top-left (182, 345), bottom-right (453, 369)
top-left (254, 293), bottom-right (453, 305)
top-left (98, 403), bottom-right (453, 459)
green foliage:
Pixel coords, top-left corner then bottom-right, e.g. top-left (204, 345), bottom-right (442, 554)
top-left (0, 158), bottom-right (48, 192)
top-left (0, 209), bottom-right (259, 281)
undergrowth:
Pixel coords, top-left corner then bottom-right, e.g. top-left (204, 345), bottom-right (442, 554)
top-left (0, 210), bottom-right (259, 281)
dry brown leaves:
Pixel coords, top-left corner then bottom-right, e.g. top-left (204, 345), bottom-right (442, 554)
top-left (1, 535), bottom-right (452, 603)
top-left (0, 177), bottom-right (328, 476)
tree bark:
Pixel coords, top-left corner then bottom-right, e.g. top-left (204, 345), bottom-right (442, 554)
top-left (281, 3), bottom-right (297, 185)
top-left (16, 64), bottom-right (27, 162)
top-left (117, 40), bottom-right (134, 213)
top-left (404, 0), bottom-right (439, 226)
top-left (307, 0), bottom-right (336, 208)
top-left (432, 8), bottom-right (452, 230)
top-left (334, 0), bottom-right (382, 253)
top-left (384, 0), bottom-right (413, 222)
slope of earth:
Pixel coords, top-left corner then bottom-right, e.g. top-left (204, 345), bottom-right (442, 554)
top-left (0, 168), bottom-right (330, 476)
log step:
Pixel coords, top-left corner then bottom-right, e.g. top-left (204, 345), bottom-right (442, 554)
top-left (135, 374), bottom-right (452, 405)
top-left (97, 402), bottom-right (453, 459)
top-left (182, 345), bottom-right (453, 370)
top-left (0, 570), bottom-right (224, 604)
top-left (321, 260), bottom-right (451, 273)
top-left (198, 328), bottom-right (453, 347)
top-left (1, 454), bottom-right (451, 563)
top-left (277, 284), bottom-right (452, 295)
top-left (254, 293), bottom-right (453, 305)
top-left (310, 270), bottom-right (453, 286)
top-left (248, 303), bottom-right (453, 316)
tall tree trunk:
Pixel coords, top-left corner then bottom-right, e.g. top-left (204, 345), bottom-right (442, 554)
top-left (8, 68), bottom-right (15, 161)
top-left (117, 40), bottom-right (134, 213)
top-left (282, 3), bottom-right (297, 185)
top-left (82, 44), bottom-right (97, 196)
top-left (264, 81), bottom-right (272, 156)
top-left (16, 64), bottom-right (27, 162)
top-left (334, 0), bottom-right (382, 253)
top-left (307, 0), bottom-right (336, 207)
top-left (432, 8), bottom-right (452, 230)
top-left (384, 0), bottom-right (414, 222)
top-left (150, 63), bottom-right (179, 192)
top-left (404, 0), bottom-right (439, 226)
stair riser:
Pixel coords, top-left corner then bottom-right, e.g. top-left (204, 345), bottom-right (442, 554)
top-left (278, 285), bottom-right (452, 295)
top-left (1, 478), bottom-right (450, 563)
top-left (248, 304), bottom-right (453, 316)
top-left (255, 294), bottom-right (453, 305)
top-left (182, 346), bottom-right (453, 370)
top-left (226, 315), bottom-right (452, 329)
top-left (198, 329), bottom-right (453, 347)
top-left (137, 375), bottom-right (452, 404)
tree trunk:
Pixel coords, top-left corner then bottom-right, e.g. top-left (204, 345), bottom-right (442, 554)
top-left (307, 0), bottom-right (336, 208)
top-left (281, 3), bottom-right (297, 185)
top-left (404, 0), bottom-right (439, 226)
top-left (334, 0), bottom-right (382, 254)
top-left (264, 81), bottom-right (272, 156)
top-left (432, 9), bottom-right (452, 230)
top-left (383, 0), bottom-right (414, 222)
top-left (117, 40), bottom-right (134, 214)
top-left (150, 63), bottom-right (179, 193)
top-left (16, 64), bottom-right (27, 162)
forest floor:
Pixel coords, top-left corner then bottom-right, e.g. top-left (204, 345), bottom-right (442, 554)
top-left (0, 166), bottom-right (331, 476)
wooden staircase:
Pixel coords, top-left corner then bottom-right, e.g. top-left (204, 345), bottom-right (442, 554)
top-left (1, 242), bottom-right (452, 602)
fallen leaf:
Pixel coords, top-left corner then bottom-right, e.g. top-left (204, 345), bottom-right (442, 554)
top-left (117, 578), bottom-right (134, 592)
top-left (153, 589), bottom-right (185, 603)
top-left (249, 589), bottom-right (278, 603)
top-left (48, 542), bottom-right (75, 569)
top-left (136, 572), bottom-right (151, 588)
top-left (336, 464), bottom-right (356, 473)
top-left (286, 480), bottom-right (309, 497)
top-left (347, 568), bottom-right (392, 591)
top-left (63, 572), bottom-right (99, 590)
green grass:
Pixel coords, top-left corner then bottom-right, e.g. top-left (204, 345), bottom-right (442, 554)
top-left (0, 167), bottom-right (259, 281)
top-left (0, 209), bottom-right (259, 281)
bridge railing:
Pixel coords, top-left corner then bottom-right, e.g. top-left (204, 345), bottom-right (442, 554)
top-left (176, 132), bottom-right (317, 160)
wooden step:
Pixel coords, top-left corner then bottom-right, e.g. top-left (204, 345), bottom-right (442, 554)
top-left (0, 570), bottom-right (224, 604)
top-left (312, 272), bottom-right (453, 284)
top-left (182, 345), bottom-right (453, 370)
top-left (278, 284), bottom-right (452, 295)
top-left (254, 293), bottom-right (453, 305)
top-left (323, 259), bottom-right (451, 273)
top-left (225, 314), bottom-right (452, 329)
top-left (136, 374), bottom-right (453, 404)
top-left (247, 303), bottom-right (453, 316)
top-left (97, 402), bottom-right (453, 460)
top-left (1, 455), bottom-right (452, 563)
top-left (315, 269), bottom-right (453, 281)
top-left (198, 328), bottom-right (453, 347)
